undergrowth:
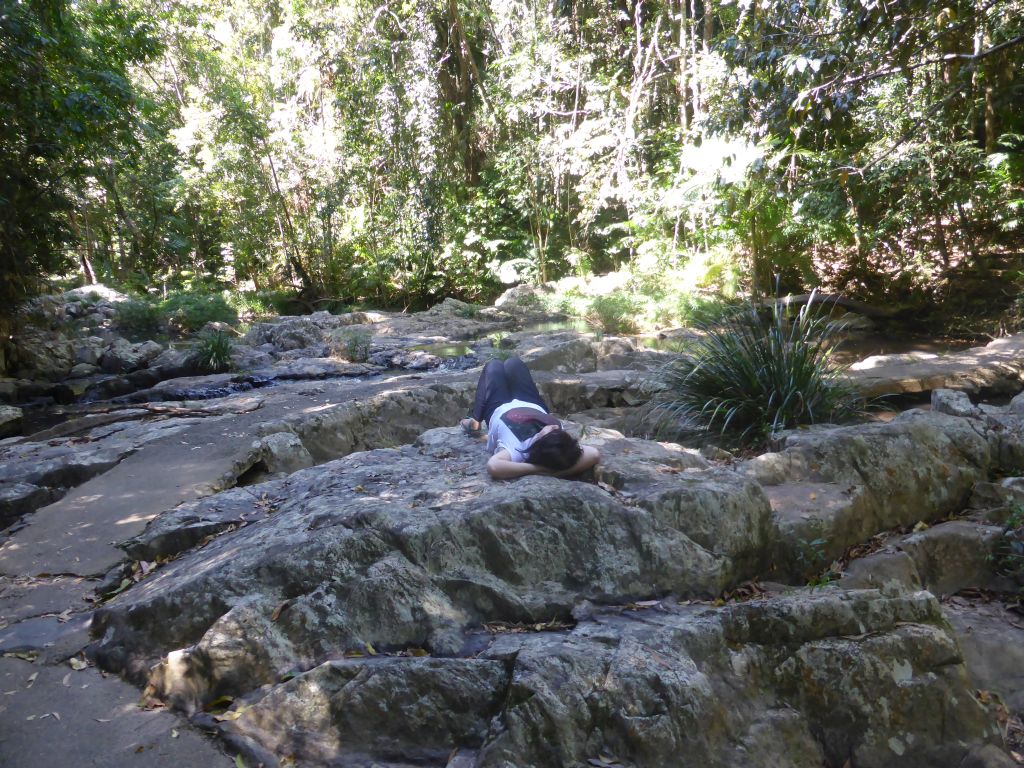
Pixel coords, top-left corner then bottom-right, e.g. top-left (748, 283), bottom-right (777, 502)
top-left (330, 327), bottom-right (373, 362)
top-left (189, 330), bottom-right (234, 373)
top-left (645, 291), bottom-right (864, 445)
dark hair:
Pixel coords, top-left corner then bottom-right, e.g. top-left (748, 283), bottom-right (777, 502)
top-left (525, 429), bottom-right (583, 472)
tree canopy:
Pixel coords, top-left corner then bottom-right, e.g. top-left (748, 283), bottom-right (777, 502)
top-left (2, 0), bottom-right (1022, 311)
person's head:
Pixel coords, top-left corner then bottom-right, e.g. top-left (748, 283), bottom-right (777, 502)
top-left (525, 426), bottom-right (582, 472)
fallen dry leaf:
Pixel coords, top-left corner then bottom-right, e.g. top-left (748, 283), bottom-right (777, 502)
top-left (68, 657), bottom-right (87, 671)
top-left (270, 600), bottom-right (291, 622)
top-left (26, 672), bottom-right (38, 688)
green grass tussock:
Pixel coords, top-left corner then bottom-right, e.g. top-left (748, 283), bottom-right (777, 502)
top-left (646, 292), bottom-right (863, 444)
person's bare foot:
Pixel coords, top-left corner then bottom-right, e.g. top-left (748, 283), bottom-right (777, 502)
top-left (460, 418), bottom-right (484, 438)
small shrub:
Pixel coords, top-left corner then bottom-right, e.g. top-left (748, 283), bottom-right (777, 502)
top-left (189, 330), bottom-right (234, 373)
top-left (677, 293), bottom-right (739, 327)
top-left (115, 298), bottom-right (163, 340)
top-left (455, 303), bottom-right (483, 319)
top-left (163, 292), bottom-right (238, 334)
top-left (227, 291), bottom-right (277, 320)
top-left (629, 270), bottom-right (667, 300)
top-left (488, 331), bottom-right (514, 360)
top-left (991, 505), bottom-right (1024, 590)
top-left (555, 287), bottom-right (587, 317)
top-left (645, 292), bottom-right (863, 445)
top-left (585, 293), bottom-right (640, 336)
top-left (330, 327), bottom-right (373, 362)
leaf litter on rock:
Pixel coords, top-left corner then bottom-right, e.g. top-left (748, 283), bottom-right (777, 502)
top-left (484, 618), bottom-right (574, 634)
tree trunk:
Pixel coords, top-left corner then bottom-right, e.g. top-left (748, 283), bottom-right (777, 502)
top-left (67, 209), bottom-right (97, 284)
top-left (677, 0), bottom-right (688, 132)
top-left (103, 162), bottom-right (144, 268)
top-left (702, 0), bottom-right (713, 51)
top-left (259, 137), bottom-right (313, 294)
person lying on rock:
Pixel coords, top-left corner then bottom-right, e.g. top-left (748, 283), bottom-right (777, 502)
top-left (460, 356), bottom-right (600, 480)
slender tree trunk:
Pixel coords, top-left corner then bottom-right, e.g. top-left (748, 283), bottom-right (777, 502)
top-left (67, 209), bottom-right (96, 284)
top-left (103, 162), bottom-right (144, 269)
top-left (689, 0), bottom-right (701, 119)
top-left (702, 0), bottom-right (713, 51)
top-left (259, 137), bottom-right (313, 293)
top-left (677, 0), bottom-right (688, 132)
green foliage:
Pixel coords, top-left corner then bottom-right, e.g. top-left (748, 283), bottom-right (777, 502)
top-left (990, 505), bottom-right (1024, 590)
top-left (585, 293), bottom-right (641, 336)
top-left (225, 291), bottom-right (277, 320)
top-left (454, 303), bottom-right (483, 319)
top-left (677, 294), bottom-right (741, 328)
top-left (329, 327), bottom-right (373, 363)
top-left (189, 330), bottom-right (234, 374)
top-left (646, 293), bottom-right (863, 444)
top-left (6, 0), bottom-right (1024, 322)
top-left (0, 0), bottom-right (157, 312)
top-left (488, 331), bottom-right (514, 360)
top-left (162, 292), bottom-right (238, 334)
top-left (114, 298), bottom-right (163, 340)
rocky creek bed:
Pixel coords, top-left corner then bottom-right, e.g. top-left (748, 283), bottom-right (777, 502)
top-left (5, 295), bottom-right (1024, 767)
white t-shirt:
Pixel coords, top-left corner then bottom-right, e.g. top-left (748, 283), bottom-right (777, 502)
top-left (486, 399), bottom-right (558, 463)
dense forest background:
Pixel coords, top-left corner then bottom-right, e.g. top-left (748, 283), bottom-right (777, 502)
top-left (2, 0), bottom-right (1023, 316)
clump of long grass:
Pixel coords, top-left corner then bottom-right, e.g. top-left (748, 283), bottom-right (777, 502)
top-left (584, 292), bottom-right (640, 336)
top-left (189, 330), bottom-right (234, 373)
top-left (645, 292), bottom-right (863, 444)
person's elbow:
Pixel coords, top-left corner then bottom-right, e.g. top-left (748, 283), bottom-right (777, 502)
top-left (486, 455), bottom-right (506, 479)
top-left (579, 445), bottom-right (600, 471)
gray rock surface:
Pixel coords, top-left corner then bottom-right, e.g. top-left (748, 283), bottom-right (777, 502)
top-left (211, 590), bottom-right (1002, 768)
top-left (0, 404), bottom-right (22, 438)
top-left (87, 400), bottom-right (1024, 766)
top-left (6, 305), bottom-right (1024, 767)
top-left (94, 429), bottom-right (767, 705)
top-left (848, 333), bottom-right (1024, 398)
top-left (744, 410), bottom-right (996, 575)
top-left (255, 431), bottom-right (314, 474)
top-left (0, 482), bottom-right (54, 530)
top-left (0, 656), bottom-right (232, 768)
top-left (932, 387), bottom-right (984, 418)
top-left (897, 520), bottom-right (1005, 595)
top-left (945, 598), bottom-right (1024, 714)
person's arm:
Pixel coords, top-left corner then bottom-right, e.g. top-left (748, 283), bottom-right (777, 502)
top-left (554, 445), bottom-right (600, 478)
top-left (486, 446), bottom-right (601, 480)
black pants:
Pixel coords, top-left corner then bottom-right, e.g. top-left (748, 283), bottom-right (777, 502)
top-left (472, 356), bottom-right (549, 425)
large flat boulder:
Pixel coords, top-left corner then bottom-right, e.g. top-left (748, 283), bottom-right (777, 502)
top-left (741, 410), bottom-right (995, 575)
top-left (848, 333), bottom-right (1024, 398)
top-left (92, 429), bottom-right (770, 710)
top-left (211, 590), bottom-right (1003, 768)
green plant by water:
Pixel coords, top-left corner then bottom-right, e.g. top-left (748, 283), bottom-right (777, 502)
top-left (990, 504), bottom-right (1024, 591)
top-left (330, 327), bottom-right (373, 362)
top-left (114, 290), bottom-right (238, 339)
top-left (584, 293), bottom-right (640, 336)
top-left (189, 330), bottom-right (234, 373)
top-left (645, 291), bottom-right (863, 445)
